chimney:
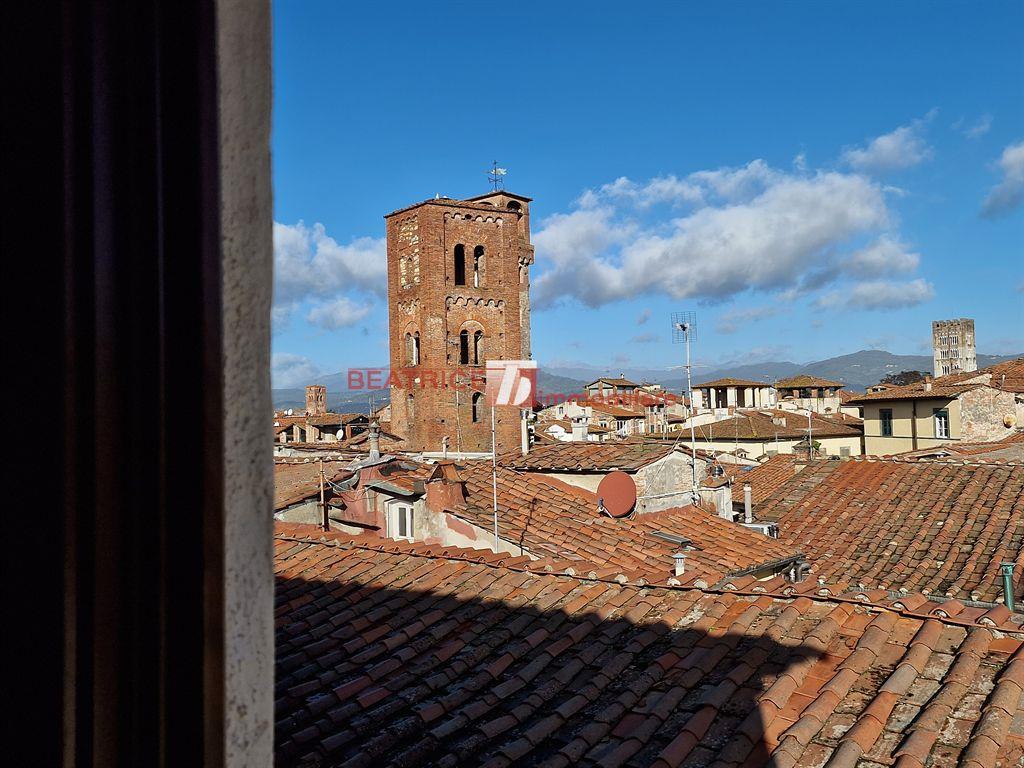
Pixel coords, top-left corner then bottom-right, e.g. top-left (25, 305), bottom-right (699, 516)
top-left (672, 551), bottom-right (687, 577)
top-left (743, 484), bottom-right (753, 523)
top-left (367, 420), bottom-right (381, 460)
top-left (520, 409), bottom-right (530, 455)
top-left (305, 384), bottom-right (327, 416)
top-left (571, 415), bottom-right (589, 442)
top-left (1001, 562), bottom-right (1016, 612)
top-left (425, 461), bottom-right (467, 511)
top-left (924, 375), bottom-right (933, 392)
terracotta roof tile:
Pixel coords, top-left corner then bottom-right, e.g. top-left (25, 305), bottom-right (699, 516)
top-left (695, 377), bottom-right (767, 388)
top-left (759, 457), bottom-right (1024, 602)
top-left (851, 357), bottom-right (1024, 402)
top-left (505, 441), bottom-right (692, 472)
top-left (693, 409), bottom-right (861, 440)
top-left (452, 463), bottom-right (799, 584)
top-left (730, 455), bottom-right (804, 505)
top-left (775, 375), bottom-right (845, 389)
top-left (273, 530), bottom-right (1024, 767)
top-left (273, 460), bottom-right (353, 510)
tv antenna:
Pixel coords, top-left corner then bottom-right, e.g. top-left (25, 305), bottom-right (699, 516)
top-left (487, 161), bottom-right (507, 191)
top-left (671, 312), bottom-right (700, 504)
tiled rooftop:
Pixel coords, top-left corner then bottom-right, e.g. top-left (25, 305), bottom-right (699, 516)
top-left (506, 441), bottom-right (691, 472)
top-left (694, 377), bottom-right (766, 388)
top-left (759, 457), bottom-right (1024, 603)
top-left (273, 529), bottom-right (1024, 767)
top-left (585, 401), bottom-right (647, 419)
top-left (587, 376), bottom-right (640, 387)
top-left (454, 463), bottom-right (801, 585)
top-left (851, 357), bottom-right (1024, 403)
top-left (731, 455), bottom-right (803, 506)
top-left (775, 375), bottom-right (845, 389)
top-left (274, 460), bottom-right (354, 511)
top-left (693, 410), bottom-right (861, 441)
top-left (898, 431), bottom-right (1024, 463)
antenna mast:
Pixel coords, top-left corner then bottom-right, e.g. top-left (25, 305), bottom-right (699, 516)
top-left (672, 312), bottom-right (699, 505)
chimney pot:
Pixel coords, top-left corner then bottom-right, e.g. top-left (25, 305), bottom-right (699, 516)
top-left (672, 551), bottom-right (687, 577)
top-left (743, 484), bottom-right (753, 523)
top-left (367, 420), bottom-right (381, 460)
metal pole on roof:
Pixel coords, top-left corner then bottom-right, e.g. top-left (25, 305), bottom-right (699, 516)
top-left (808, 408), bottom-right (813, 459)
top-left (319, 457), bottom-right (328, 532)
top-left (491, 403), bottom-right (499, 550)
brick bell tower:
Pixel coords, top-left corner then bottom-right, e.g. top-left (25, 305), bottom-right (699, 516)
top-left (385, 190), bottom-right (534, 454)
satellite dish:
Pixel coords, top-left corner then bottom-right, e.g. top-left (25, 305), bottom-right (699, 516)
top-left (597, 471), bottom-right (637, 518)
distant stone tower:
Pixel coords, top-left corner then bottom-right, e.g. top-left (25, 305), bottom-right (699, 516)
top-left (932, 318), bottom-right (977, 377)
top-left (305, 384), bottom-right (326, 416)
top-left (385, 191), bottom-right (534, 453)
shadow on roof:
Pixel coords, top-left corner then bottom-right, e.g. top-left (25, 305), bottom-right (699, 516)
top-left (273, 574), bottom-right (826, 767)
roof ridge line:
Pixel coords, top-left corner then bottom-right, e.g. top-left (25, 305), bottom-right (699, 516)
top-left (848, 454), bottom-right (1024, 467)
top-left (274, 532), bottom-right (1023, 633)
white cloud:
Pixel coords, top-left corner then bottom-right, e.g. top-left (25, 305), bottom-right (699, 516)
top-left (274, 220), bottom-right (386, 309)
top-left (534, 162), bottom-right (894, 309)
top-left (953, 114), bottom-right (993, 139)
top-left (841, 114), bottom-right (935, 172)
top-left (841, 236), bottom-right (920, 278)
top-left (981, 141), bottom-right (1024, 218)
top-left (271, 353), bottom-right (322, 389)
top-left (636, 308), bottom-right (651, 325)
top-left (306, 297), bottom-right (373, 330)
top-left (814, 278), bottom-right (935, 311)
top-left (716, 305), bottom-right (781, 334)
top-left (629, 332), bottom-right (659, 343)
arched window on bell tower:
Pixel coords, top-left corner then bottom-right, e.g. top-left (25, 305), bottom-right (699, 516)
top-left (473, 245), bottom-right (484, 287)
top-left (471, 392), bottom-right (483, 423)
top-left (453, 244), bottom-right (466, 286)
top-left (459, 329), bottom-right (470, 365)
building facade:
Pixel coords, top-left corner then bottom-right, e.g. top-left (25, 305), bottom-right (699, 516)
top-left (385, 191), bottom-right (534, 453)
top-left (932, 318), bottom-right (977, 377)
top-left (851, 358), bottom-right (1024, 455)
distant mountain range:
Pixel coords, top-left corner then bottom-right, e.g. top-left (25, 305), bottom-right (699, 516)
top-left (543, 350), bottom-right (1023, 393)
top-left (272, 350), bottom-right (1022, 411)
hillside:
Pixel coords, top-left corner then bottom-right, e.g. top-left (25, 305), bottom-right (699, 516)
top-left (545, 350), bottom-right (1023, 393)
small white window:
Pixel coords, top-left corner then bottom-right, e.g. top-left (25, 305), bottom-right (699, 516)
top-left (934, 409), bottom-right (950, 439)
top-left (388, 502), bottom-right (414, 541)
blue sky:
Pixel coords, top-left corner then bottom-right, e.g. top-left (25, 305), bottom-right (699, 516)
top-left (271, 0), bottom-right (1024, 387)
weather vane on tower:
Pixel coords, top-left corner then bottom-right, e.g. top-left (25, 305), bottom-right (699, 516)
top-left (487, 160), bottom-right (507, 191)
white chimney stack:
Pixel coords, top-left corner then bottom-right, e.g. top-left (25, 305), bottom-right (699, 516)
top-left (367, 420), bottom-right (381, 460)
top-left (673, 551), bottom-right (687, 577)
top-left (571, 415), bottom-right (589, 442)
top-left (744, 484), bottom-right (753, 523)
